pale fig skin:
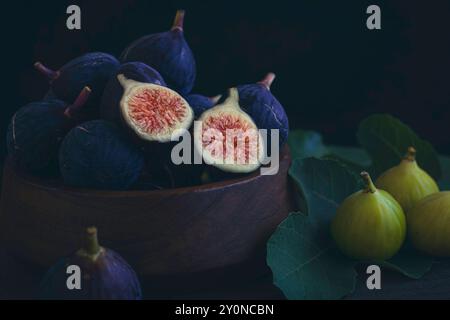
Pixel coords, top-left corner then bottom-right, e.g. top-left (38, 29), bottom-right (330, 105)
top-left (331, 172), bottom-right (406, 261)
top-left (375, 147), bottom-right (439, 212)
top-left (408, 191), bottom-right (450, 257)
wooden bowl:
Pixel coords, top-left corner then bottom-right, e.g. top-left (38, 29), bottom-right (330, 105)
top-left (0, 146), bottom-right (295, 289)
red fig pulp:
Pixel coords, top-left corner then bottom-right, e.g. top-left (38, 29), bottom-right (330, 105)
top-left (118, 75), bottom-right (193, 142)
top-left (194, 88), bottom-right (264, 173)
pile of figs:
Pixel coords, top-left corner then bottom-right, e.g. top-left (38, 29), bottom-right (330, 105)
top-left (331, 147), bottom-right (450, 260)
top-left (6, 10), bottom-right (289, 190)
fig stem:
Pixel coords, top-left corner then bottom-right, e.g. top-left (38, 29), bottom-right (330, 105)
top-left (34, 62), bottom-right (60, 81)
top-left (222, 88), bottom-right (240, 108)
top-left (172, 9), bottom-right (185, 31)
top-left (404, 146), bottom-right (417, 162)
top-left (65, 87), bottom-right (91, 118)
top-left (258, 72), bottom-right (276, 90)
top-left (84, 227), bottom-right (101, 256)
top-left (361, 171), bottom-right (377, 193)
top-left (117, 74), bottom-right (141, 90)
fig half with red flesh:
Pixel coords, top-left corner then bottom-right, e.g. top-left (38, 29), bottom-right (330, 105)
top-left (118, 74), bottom-right (193, 143)
top-left (100, 62), bottom-right (166, 124)
top-left (194, 88), bottom-right (264, 173)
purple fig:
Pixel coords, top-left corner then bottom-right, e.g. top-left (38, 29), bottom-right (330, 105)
top-left (6, 87), bottom-right (91, 175)
top-left (237, 73), bottom-right (289, 148)
top-left (59, 120), bottom-right (145, 190)
top-left (120, 10), bottom-right (196, 95)
top-left (35, 52), bottom-right (120, 118)
top-left (40, 227), bottom-right (142, 300)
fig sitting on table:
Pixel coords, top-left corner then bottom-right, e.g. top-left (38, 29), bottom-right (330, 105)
top-left (375, 146), bottom-right (439, 212)
top-left (408, 191), bottom-right (450, 257)
top-left (331, 172), bottom-right (406, 261)
top-left (40, 227), bottom-right (142, 300)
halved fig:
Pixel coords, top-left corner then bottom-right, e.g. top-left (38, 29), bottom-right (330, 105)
top-left (194, 88), bottom-right (265, 173)
top-left (117, 74), bottom-right (193, 142)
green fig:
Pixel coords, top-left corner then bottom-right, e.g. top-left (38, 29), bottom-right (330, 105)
top-left (331, 172), bottom-right (406, 261)
top-left (408, 191), bottom-right (450, 257)
top-left (375, 147), bottom-right (439, 212)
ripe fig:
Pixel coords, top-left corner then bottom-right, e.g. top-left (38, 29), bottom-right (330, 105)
top-left (59, 120), bottom-right (144, 190)
top-left (116, 75), bottom-right (193, 143)
top-left (194, 88), bottom-right (265, 173)
top-left (120, 10), bottom-right (196, 95)
top-left (40, 227), bottom-right (142, 300)
top-left (408, 191), bottom-right (450, 257)
top-left (100, 62), bottom-right (166, 123)
top-left (35, 52), bottom-right (120, 117)
top-left (185, 94), bottom-right (221, 118)
top-left (375, 147), bottom-right (439, 212)
top-left (6, 87), bottom-right (91, 175)
top-left (236, 73), bottom-right (289, 148)
top-left (331, 172), bottom-right (406, 261)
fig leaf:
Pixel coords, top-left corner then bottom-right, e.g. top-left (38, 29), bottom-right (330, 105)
top-left (267, 212), bottom-right (357, 300)
top-left (287, 130), bottom-right (371, 173)
top-left (357, 114), bottom-right (442, 180)
top-left (289, 158), bottom-right (361, 230)
top-left (325, 145), bottom-right (372, 173)
top-left (271, 156), bottom-right (437, 300)
top-left (381, 241), bottom-right (433, 279)
top-left (288, 130), bottom-right (328, 160)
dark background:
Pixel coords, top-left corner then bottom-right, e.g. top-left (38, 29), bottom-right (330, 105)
top-left (2, 0), bottom-right (450, 167)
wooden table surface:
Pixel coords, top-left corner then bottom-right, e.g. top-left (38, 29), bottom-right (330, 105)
top-left (1, 246), bottom-right (450, 300)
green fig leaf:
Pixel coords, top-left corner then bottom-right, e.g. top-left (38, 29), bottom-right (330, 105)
top-left (288, 158), bottom-right (362, 230)
top-left (381, 241), bottom-right (433, 279)
top-left (288, 130), bottom-right (328, 160)
top-left (267, 212), bottom-right (357, 300)
top-left (325, 145), bottom-right (372, 173)
top-left (357, 114), bottom-right (442, 180)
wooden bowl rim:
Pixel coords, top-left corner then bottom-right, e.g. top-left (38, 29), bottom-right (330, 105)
top-left (5, 145), bottom-right (291, 197)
